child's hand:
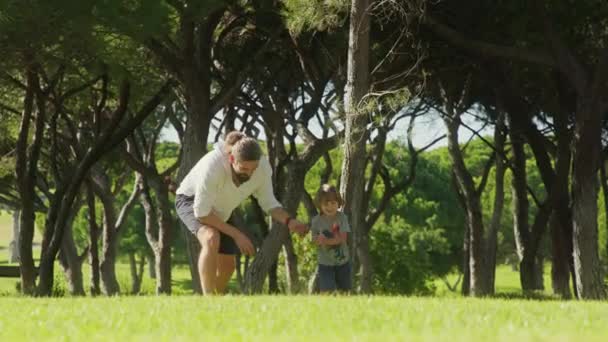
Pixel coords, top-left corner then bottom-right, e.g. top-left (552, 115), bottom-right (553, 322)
top-left (314, 234), bottom-right (328, 246)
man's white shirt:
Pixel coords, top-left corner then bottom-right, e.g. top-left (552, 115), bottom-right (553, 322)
top-left (176, 142), bottom-right (282, 222)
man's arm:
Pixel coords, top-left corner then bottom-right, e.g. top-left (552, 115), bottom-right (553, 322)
top-left (269, 207), bottom-right (309, 235)
top-left (253, 158), bottom-right (308, 235)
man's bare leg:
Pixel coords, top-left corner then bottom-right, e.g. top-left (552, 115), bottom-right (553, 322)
top-left (216, 254), bottom-right (236, 294)
top-left (197, 227), bottom-right (220, 295)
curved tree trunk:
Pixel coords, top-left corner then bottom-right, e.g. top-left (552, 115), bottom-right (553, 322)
top-left (58, 206), bottom-right (86, 296)
top-left (444, 113), bottom-right (489, 297)
top-left (244, 166), bottom-right (302, 293)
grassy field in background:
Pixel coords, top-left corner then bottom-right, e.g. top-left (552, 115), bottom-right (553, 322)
top-left (0, 210), bottom-right (12, 248)
top-left (1, 296), bottom-right (607, 341)
top-left (1, 209), bottom-right (552, 297)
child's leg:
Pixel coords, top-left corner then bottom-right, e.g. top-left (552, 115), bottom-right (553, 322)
top-left (318, 264), bottom-right (337, 293)
top-left (335, 262), bottom-right (352, 293)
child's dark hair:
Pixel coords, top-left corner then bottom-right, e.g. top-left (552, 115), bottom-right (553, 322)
top-left (314, 184), bottom-right (344, 210)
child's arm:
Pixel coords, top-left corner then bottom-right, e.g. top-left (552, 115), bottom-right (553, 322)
top-left (320, 231), bottom-right (347, 246)
top-left (320, 212), bottom-right (350, 245)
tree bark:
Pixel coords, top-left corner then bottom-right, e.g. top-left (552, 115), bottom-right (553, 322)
top-left (550, 110), bottom-right (573, 299)
top-left (129, 253), bottom-right (145, 295)
top-left (16, 65), bottom-right (41, 295)
top-left (283, 235), bottom-right (300, 294)
top-left (86, 183), bottom-right (101, 296)
top-left (600, 161), bottom-right (608, 262)
top-left (484, 113), bottom-right (506, 294)
top-left (139, 175), bottom-right (174, 295)
top-left (571, 99), bottom-right (606, 299)
top-left (444, 108), bottom-right (489, 297)
top-left (57, 205), bottom-right (85, 296)
top-left (340, 0), bottom-right (371, 294)
top-left (99, 189), bottom-right (120, 296)
top-left (147, 254), bottom-right (156, 279)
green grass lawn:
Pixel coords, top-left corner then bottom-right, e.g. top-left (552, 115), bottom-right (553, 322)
top-left (0, 296), bottom-right (606, 341)
top-left (3, 210), bottom-right (601, 341)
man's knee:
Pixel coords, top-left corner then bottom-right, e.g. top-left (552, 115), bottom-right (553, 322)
top-left (197, 227), bottom-right (220, 252)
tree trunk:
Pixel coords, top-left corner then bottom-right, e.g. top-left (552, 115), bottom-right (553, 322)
top-left (340, 0), bottom-right (371, 294)
top-left (245, 220), bottom-right (289, 293)
top-left (461, 224), bottom-right (470, 296)
top-left (308, 269), bottom-right (320, 294)
top-left (154, 247), bottom-right (172, 295)
top-left (244, 164), bottom-right (303, 294)
top-left (444, 116), bottom-right (489, 297)
top-left (250, 199), bottom-right (279, 294)
top-left (129, 253), bottom-right (145, 295)
top-left (151, 179), bottom-right (174, 295)
top-left (16, 66), bottom-right (40, 295)
top-left (485, 113), bottom-right (506, 294)
top-left (550, 210), bottom-right (571, 299)
top-left (600, 161), bottom-right (608, 262)
top-left (550, 141), bottom-right (572, 298)
top-left (508, 124), bottom-right (540, 293)
top-left (147, 254), bottom-right (156, 279)
top-left (283, 235), bottom-right (300, 294)
top-left (176, 62), bottom-right (213, 294)
top-left (9, 209), bottom-right (20, 263)
top-left (58, 207), bottom-right (85, 296)
top-left (549, 108), bottom-right (573, 299)
top-left (452, 173), bottom-right (470, 296)
top-left (571, 100), bottom-right (606, 299)
top-left (86, 184), bottom-right (101, 296)
top-left (98, 192), bottom-right (120, 295)
top-left (268, 261), bottom-right (279, 294)
top-left (534, 255), bottom-right (545, 290)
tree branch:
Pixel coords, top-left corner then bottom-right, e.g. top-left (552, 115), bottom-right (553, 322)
top-left (424, 14), bottom-right (557, 68)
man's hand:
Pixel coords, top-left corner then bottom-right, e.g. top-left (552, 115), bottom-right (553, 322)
top-left (288, 218), bottom-right (308, 237)
top-left (234, 231), bottom-right (255, 256)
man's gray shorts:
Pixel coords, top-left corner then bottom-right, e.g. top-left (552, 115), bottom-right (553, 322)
top-left (175, 194), bottom-right (239, 255)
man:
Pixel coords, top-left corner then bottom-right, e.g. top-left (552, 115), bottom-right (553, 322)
top-left (175, 131), bottom-right (308, 295)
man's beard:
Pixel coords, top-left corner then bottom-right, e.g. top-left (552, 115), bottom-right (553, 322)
top-left (231, 165), bottom-right (251, 183)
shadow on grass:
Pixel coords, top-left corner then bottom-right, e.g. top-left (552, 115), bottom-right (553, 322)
top-left (172, 278), bottom-right (194, 294)
top-left (485, 291), bottom-right (564, 301)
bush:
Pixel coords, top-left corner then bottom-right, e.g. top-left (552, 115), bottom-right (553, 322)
top-left (371, 215), bottom-right (450, 294)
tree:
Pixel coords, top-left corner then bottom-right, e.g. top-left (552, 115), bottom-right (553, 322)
top-left (340, 0), bottom-right (372, 293)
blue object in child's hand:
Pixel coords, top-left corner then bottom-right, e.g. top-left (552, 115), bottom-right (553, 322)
top-left (322, 230), bottom-right (334, 238)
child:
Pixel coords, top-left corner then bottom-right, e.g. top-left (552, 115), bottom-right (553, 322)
top-left (310, 184), bottom-right (352, 293)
